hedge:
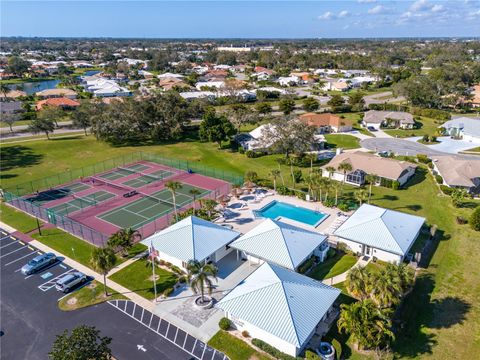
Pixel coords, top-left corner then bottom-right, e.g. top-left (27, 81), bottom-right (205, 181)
top-left (440, 185), bottom-right (454, 195)
top-left (435, 175), bottom-right (443, 184)
top-left (251, 338), bottom-right (301, 360)
top-left (219, 317), bottom-right (231, 331)
top-left (298, 255), bottom-right (316, 274)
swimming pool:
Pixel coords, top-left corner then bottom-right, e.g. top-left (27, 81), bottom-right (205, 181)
top-left (254, 200), bottom-right (328, 227)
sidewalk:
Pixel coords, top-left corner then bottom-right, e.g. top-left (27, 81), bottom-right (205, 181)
top-left (322, 256), bottom-right (371, 285)
top-left (0, 220), bottom-right (155, 311)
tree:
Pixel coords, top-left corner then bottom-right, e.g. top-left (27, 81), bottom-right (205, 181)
top-left (470, 206), bottom-right (480, 231)
top-left (199, 110), bottom-right (236, 148)
top-left (325, 166), bottom-right (336, 179)
top-left (337, 161), bottom-right (353, 193)
top-left (305, 153), bottom-right (318, 174)
top-left (365, 173), bottom-right (377, 204)
top-left (186, 260), bottom-right (218, 303)
top-left (331, 180), bottom-right (342, 206)
top-left (49, 325), bottom-right (112, 360)
top-left (6, 56), bottom-right (31, 77)
top-left (303, 97), bottom-right (320, 112)
top-left (327, 94), bottom-right (345, 108)
top-left (348, 91), bottom-right (365, 111)
top-left (37, 105), bottom-right (64, 127)
top-left (2, 113), bottom-right (19, 132)
top-left (338, 300), bottom-right (394, 350)
top-left (189, 188), bottom-right (201, 216)
top-left (346, 266), bottom-right (372, 300)
top-left (278, 97), bottom-right (296, 115)
top-left (0, 83), bottom-right (10, 97)
top-left (199, 198), bottom-right (217, 219)
top-left (255, 102), bottom-right (272, 116)
top-left (90, 247), bottom-right (116, 296)
top-left (107, 228), bottom-right (137, 257)
top-left (165, 181), bottom-right (183, 221)
top-left (269, 169), bottom-right (281, 191)
top-left (355, 189), bottom-right (368, 206)
top-left (370, 269), bottom-right (403, 309)
top-left (28, 116), bottom-right (55, 139)
top-left (244, 171), bottom-right (258, 182)
top-left (71, 102), bottom-right (93, 136)
top-left (451, 188), bottom-right (468, 207)
top-left (227, 104), bottom-right (258, 131)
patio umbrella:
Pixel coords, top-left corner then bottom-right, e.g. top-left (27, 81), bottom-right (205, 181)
top-left (217, 194), bottom-right (230, 205)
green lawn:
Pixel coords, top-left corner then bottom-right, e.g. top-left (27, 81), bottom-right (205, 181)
top-left (0, 119), bottom-right (33, 128)
top-left (463, 146), bottom-right (480, 152)
top-left (109, 259), bottom-right (177, 300)
top-left (0, 202), bottom-right (42, 233)
top-left (383, 116), bottom-right (443, 138)
top-left (58, 280), bottom-right (126, 311)
top-left (309, 252), bottom-right (358, 281)
top-left (208, 331), bottom-right (270, 360)
top-left (31, 228), bottom-right (123, 269)
top-left (0, 132), bottom-right (87, 144)
top-left (324, 134), bottom-right (360, 150)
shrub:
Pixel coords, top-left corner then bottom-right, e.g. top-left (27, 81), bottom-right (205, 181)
top-left (244, 171), bottom-right (258, 182)
top-left (327, 248), bottom-right (336, 259)
top-left (422, 134), bottom-right (429, 143)
top-left (428, 162), bottom-right (434, 169)
top-left (416, 153), bottom-right (430, 164)
top-left (336, 242), bottom-right (349, 253)
top-left (277, 186), bottom-right (294, 196)
top-left (178, 276), bottom-right (187, 283)
top-left (440, 185), bottom-right (453, 195)
top-left (238, 147), bottom-right (245, 154)
top-left (170, 265), bottom-right (183, 275)
top-left (435, 175), bottom-right (443, 184)
top-left (218, 317), bottom-right (231, 331)
top-left (292, 169), bottom-right (303, 183)
top-left (391, 181), bottom-right (400, 190)
top-left (337, 202), bottom-right (350, 212)
top-left (298, 255), bottom-right (316, 274)
top-left (332, 339), bottom-right (342, 360)
top-left (255, 178), bottom-right (273, 188)
top-left (470, 207), bottom-right (480, 231)
top-left (411, 107), bottom-right (451, 121)
top-left (163, 287), bottom-right (174, 297)
top-left (251, 339), bottom-right (298, 360)
top-left (305, 350), bottom-right (321, 360)
top-left (456, 216), bottom-right (468, 225)
top-left (323, 198), bottom-right (335, 208)
top-left (241, 330), bottom-right (250, 338)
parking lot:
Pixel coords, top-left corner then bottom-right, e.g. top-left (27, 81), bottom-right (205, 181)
top-left (0, 228), bottom-right (219, 360)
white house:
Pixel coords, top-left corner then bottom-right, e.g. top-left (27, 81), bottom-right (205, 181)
top-left (441, 117), bottom-right (480, 143)
top-left (278, 76), bottom-right (300, 87)
top-left (141, 216), bottom-right (240, 271)
top-left (363, 110), bottom-right (415, 130)
top-left (195, 81), bottom-right (225, 90)
top-left (235, 124), bottom-right (276, 151)
top-left (216, 262), bottom-right (341, 357)
top-left (230, 219), bottom-right (329, 270)
top-left (158, 72), bottom-right (185, 79)
top-left (333, 204), bottom-right (425, 263)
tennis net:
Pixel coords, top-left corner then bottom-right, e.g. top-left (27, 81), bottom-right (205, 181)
top-left (136, 190), bottom-right (178, 208)
top-left (89, 176), bottom-right (134, 193)
top-left (72, 194), bottom-right (97, 207)
top-left (117, 166), bottom-right (166, 184)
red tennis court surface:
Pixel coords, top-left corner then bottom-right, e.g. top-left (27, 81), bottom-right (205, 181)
top-left (18, 160), bottom-right (232, 246)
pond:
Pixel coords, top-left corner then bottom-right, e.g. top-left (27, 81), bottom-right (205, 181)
top-left (8, 79), bottom-right (61, 95)
top-left (82, 70), bottom-right (100, 76)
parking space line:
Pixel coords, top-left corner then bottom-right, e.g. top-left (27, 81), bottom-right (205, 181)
top-left (156, 319), bottom-right (162, 333)
top-left (0, 241), bottom-right (18, 250)
top-left (0, 236), bottom-right (11, 241)
top-left (174, 327), bottom-right (179, 343)
top-left (38, 269), bottom-right (75, 291)
top-left (5, 251), bottom-right (39, 267)
top-left (140, 308), bottom-right (145, 323)
top-left (148, 313), bottom-right (153, 328)
top-left (201, 341), bottom-right (207, 360)
top-left (183, 333), bottom-right (188, 348)
top-left (0, 245), bottom-right (28, 259)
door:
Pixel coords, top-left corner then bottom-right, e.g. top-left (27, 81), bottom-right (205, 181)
top-left (365, 246), bottom-right (371, 256)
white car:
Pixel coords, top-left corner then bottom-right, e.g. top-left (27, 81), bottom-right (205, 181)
top-left (55, 272), bottom-right (88, 293)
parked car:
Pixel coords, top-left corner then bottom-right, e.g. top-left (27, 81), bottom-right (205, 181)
top-left (55, 272), bottom-right (87, 293)
top-left (21, 253), bottom-right (57, 275)
top-left (367, 126), bottom-right (377, 131)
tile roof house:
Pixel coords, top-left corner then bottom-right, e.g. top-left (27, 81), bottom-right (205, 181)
top-left (333, 204), bottom-right (425, 263)
top-left (230, 219), bottom-right (329, 270)
top-left (299, 112), bottom-right (353, 133)
top-left (0, 90), bottom-right (27, 100)
top-left (432, 156), bottom-right (480, 194)
top-left (216, 262), bottom-right (340, 357)
top-left (141, 216), bottom-right (240, 271)
top-left (321, 151), bottom-right (417, 187)
top-left (36, 88), bottom-right (77, 99)
top-left (35, 97), bottom-right (80, 111)
top-left (363, 110), bottom-right (415, 130)
top-left (470, 84), bottom-right (480, 108)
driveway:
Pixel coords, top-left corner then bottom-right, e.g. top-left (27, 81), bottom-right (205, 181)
top-left (363, 91), bottom-right (406, 106)
top-left (405, 136), bottom-right (480, 154)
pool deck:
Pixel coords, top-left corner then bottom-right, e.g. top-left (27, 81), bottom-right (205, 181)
top-left (216, 192), bottom-right (348, 236)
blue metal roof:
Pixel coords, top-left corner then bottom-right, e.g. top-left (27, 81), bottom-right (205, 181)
top-left (216, 263), bottom-right (340, 347)
top-left (334, 204), bottom-right (425, 255)
top-left (230, 219), bottom-right (327, 270)
top-left (141, 216), bottom-right (240, 263)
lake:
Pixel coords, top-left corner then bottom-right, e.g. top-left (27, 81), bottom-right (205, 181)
top-left (8, 79), bottom-right (61, 95)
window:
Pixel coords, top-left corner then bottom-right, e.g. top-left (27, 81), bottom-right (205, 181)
top-left (346, 170), bottom-right (365, 185)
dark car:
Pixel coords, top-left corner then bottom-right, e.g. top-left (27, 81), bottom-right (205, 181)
top-left (21, 252), bottom-right (57, 275)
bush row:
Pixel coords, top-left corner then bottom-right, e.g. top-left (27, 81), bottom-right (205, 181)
top-left (251, 338), bottom-right (301, 360)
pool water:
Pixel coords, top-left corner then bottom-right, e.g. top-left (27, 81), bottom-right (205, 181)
top-left (255, 201), bottom-right (328, 227)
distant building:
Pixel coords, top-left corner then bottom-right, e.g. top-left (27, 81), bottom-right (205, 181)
top-left (36, 97), bottom-right (80, 111)
top-left (363, 110), bottom-right (415, 130)
top-left (441, 117), bottom-right (480, 143)
top-left (299, 113), bottom-right (353, 133)
top-left (36, 88), bottom-right (77, 99)
top-left (216, 46), bottom-right (252, 52)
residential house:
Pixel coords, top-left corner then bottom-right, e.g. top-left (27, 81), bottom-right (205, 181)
top-left (141, 216), bottom-right (240, 272)
top-left (195, 81), bottom-right (225, 90)
top-left (441, 117), bottom-right (480, 143)
top-left (36, 88), bottom-right (77, 99)
top-left (157, 72), bottom-right (185, 79)
top-left (299, 113), bottom-right (353, 133)
top-left (230, 219), bottom-right (329, 270)
top-left (0, 101), bottom-right (24, 115)
top-left (216, 262), bottom-right (340, 357)
top-left (333, 204), bottom-right (425, 263)
top-left (470, 84), bottom-right (480, 108)
top-left (0, 90), bottom-right (27, 101)
top-left (235, 124), bottom-right (275, 151)
top-left (432, 156), bottom-right (480, 194)
top-left (321, 151), bottom-right (417, 186)
top-left (35, 97), bottom-right (80, 111)
top-left (278, 76), bottom-right (299, 87)
top-left (363, 110), bottom-right (415, 130)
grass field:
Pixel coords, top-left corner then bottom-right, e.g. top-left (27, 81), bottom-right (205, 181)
top-left (0, 202), bottom-right (43, 233)
top-left (58, 280), bottom-right (126, 311)
top-left (384, 116), bottom-right (443, 138)
top-left (108, 259), bottom-right (178, 300)
top-left (324, 134), bottom-right (361, 149)
top-left (1, 132), bottom-right (480, 359)
top-left (208, 331), bottom-right (270, 360)
top-left (309, 252), bottom-right (358, 280)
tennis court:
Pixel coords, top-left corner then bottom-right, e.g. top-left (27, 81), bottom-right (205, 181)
top-left (121, 169), bottom-right (174, 188)
top-left (99, 163), bottom-right (151, 181)
top-left (25, 182), bottom-right (91, 206)
top-left (97, 184), bottom-right (210, 229)
top-left (47, 190), bottom-right (116, 216)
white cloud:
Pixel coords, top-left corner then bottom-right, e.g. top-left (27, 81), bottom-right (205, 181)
top-left (338, 10), bottom-right (349, 18)
top-left (410, 0), bottom-right (432, 12)
top-left (358, 0), bottom-right (376, 3)
top-left (368, 5), bottom-right (385, 14)
top-left (431, 4), bottom-right (444, 12)
top-left (318, 11), bottom-right (334, 20)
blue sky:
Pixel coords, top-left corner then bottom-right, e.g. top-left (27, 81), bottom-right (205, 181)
top-left (1, 1), bottom-right (479, 38)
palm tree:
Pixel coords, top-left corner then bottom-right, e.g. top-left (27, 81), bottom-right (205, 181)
top-left (165, 181), bottom-right (183, 221)
top-left (269, 169), bottom-right (281, 191)
top-left (387, 263), bottom-right (413, 293)
top-left (187, 260), bottom-right (218, 304)
top-left (0, 83), bottom-right (10, 98)
top-left (107, 228), bottom-right (137, 256)
top-left (338, 300), bottom-right (395, 350)
top-left (199, 198), bottom-right (217, 219)
top-left (323, 178), bottom-right (332, 203)
top-left (338, 161), bottom-right (353, 186)
top-left (189, 188), bottom-right (201, 216)
top-left (354, 189), bottom-right (369, 206)
top-left (90, 247), bottom-right (117, 296)
top-left (346, 266), bottom-right (372, 300)
top-left (331, 180), bottom-right (342, 206)
top-left (325, 166), bottom-right (336, 179)
top-left (365, 173), bottom-right (377, 204)
top-left (306, 153), bottom-right (318, 174)
top-left (370, 269), bottom-right (403, 308)
top-left (275, 159), bottom-right (285, 186)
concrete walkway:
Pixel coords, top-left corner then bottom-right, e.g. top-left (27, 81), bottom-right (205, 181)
top-left (321, 256), bottom-right (371, 286)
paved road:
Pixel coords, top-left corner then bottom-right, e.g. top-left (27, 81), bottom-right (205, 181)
top-left (0, 229), bottom-right (194, 360)
top-left (1, 127), bottom-right (85, 140)
top-left (363, 91), bottom-right (406, 106)
top-left (0, 120), bottom-right (73, 133)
